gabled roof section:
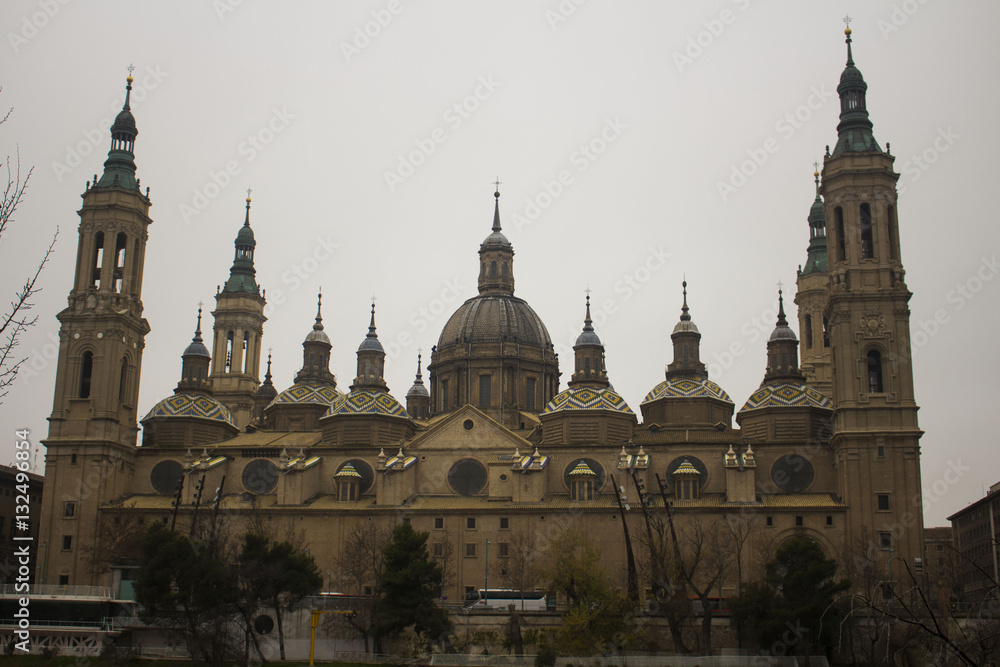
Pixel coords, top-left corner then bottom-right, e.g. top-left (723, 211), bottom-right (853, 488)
top-left (406, 404), bottom-right (532, 451)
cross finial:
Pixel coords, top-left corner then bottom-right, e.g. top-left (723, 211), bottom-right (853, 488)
top-left (197, 299), bottom-right (204, 310)
top-left (813, 160), bottom-right (820, 172)
top-left (584, 286), bottom-right (592, 297)
top-left (843, 14), bottom-right (852, 28)
top-left (246, 186), bottom-right (252, 200)
top-left (776, 280), bottom-right (784, 291)
top-left (492, 177), bottom-right (502, 194)
top-left (127, 63), bottom-right (135, 76)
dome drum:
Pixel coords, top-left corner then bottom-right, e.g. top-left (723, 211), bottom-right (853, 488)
top-left (640, 378), bottom-right (735, 428)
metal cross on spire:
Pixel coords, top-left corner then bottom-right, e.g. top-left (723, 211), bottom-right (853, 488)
top-left (493, 177), bottom-right (502, 193)
top-left (246, 187), bottom-right (253, 199)
top-left (843, 14), bottom-right (852, 28)
top-left (127, 63), bottom-right (135, 76)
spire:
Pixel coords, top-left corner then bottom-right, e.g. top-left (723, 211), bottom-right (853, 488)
top-left (97, 69), bottom-right (139, 189)
top-left (479, 183), bottom-right (515, 294)
top-left (570, 291), bottom-right (608, 388)
top-left (295, 293), bottom-right (336, 385)
top-left (304, 291), bottom-right (330, 344)
top-left (183, 305), bottom-right (210, 358)
top-left (680, 279), bottom-right (691, 322)
top-left (224, 192), bottom-right (260, 294)
top-left (406, 352), bottom-right (430, 402)
top-left (492, 182), bottom-right (502, 232)
top-left (358, 300), bottom-right (384, 352)
top-left (353, 298), bottom-right (388, 392)
top-left (832, 20), bottom-right (881, 156)
top-left (178, 305), bottom-right (211, 393)
top-left (263, 351), bottom-right (274, 387)
top-left (764, 284), bottom-right (804, 384)
top-left (802, 167), bottom-right (828, 275)
top-left (666, 280), bottom-right (707, 380)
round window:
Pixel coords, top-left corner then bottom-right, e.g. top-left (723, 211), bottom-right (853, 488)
top-left (150, 460), bottom-right (183, 495)
top-left (448, 458), bottom-right (488, 496)
top-left (242, 459), bottom-right (278, 494)
top-left (336, 459), bottom-right (375, 493)
top-left (665, 456), bottom-right (708, 489)
top-left (563, 458), bottom-right (606, 491)
top-left (771, 454), bottom-right (815, 493)
top-left (463, 419), bottom-right (474, 430)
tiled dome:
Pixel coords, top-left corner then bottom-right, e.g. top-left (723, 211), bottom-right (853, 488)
top-left (269, 381), bottom-right (343, 408)
top-left (142, 393), bottom-right (236, 427)
top-left (739, 383), bottom-right (832, 413)
top-left (642, 378), bottom-right (733, 405)
top-left (542, 387), bottom-right (634, 415)
top-left (324, 389), bottom-right (408, 418)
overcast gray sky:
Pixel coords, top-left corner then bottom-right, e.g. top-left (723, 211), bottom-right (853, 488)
top-left (1, 1), bottom-right (997, 528)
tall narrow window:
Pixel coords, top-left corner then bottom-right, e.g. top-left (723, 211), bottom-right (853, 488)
top-left (887, 205), bottom-right (898, 261)
top-left (860, 203), bottom-right (874, 259)
top-left (834, 207), bottom-right (846, 262)
top-left (91, 231), bottom-right (104, 289)
top-left (242, 332), bottom-right (250, 374)
top-left (805, 315), bottom-right (814, 349)
top-left (823, 317), bottom-right (831, 348)
top-left (525, 377), bottom-right (536, 411)
top-left (113, 233), bottom-right (127, 292)
top-left (490, 261), bottom-right (497, 278)
top-left (441, 379), bottom-right (449, 412)
top-left (225, 331), bottom-right (234, 373)
top-left (478, 375), bottom-right (491, 409)
top-left (118, 357), bottom-right (128, 403)
top-left (867, 350), bottom-right (884, 393)
top-left (80, 351), bottom-right (94, 398)
top-left (502, 262), bottom-right (508, 277)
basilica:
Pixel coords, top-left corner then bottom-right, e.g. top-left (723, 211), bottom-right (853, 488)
top-left (38, 26), bottom-right (925, 604)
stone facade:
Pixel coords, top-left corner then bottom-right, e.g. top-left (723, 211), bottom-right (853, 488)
top-left (38, 29), bottom-right (925, 609)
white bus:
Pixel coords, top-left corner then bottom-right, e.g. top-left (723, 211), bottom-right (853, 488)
top-left (463, 589), bottom-right (549, 611)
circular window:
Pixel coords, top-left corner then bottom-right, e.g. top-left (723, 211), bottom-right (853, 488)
top-left (563, 458), bottom-right (606, 491)
top-left (448, 458), bottom-right (488, 496)
top-left (336, 459), bottom-right (375, 493)
top-left (254, 615), bottom-right (274, 635)
top-left (771, 454), bottom-right (814, 493)
top-left (463, 419), bottom-right (474, 430)
top-left (150, 460), bottom-right (183, 495)
top-left (242, 459), bottom-right (278, 494)
top-left (665, 456), bottom-right (708, 489)
top-left (499, 473), bottom-right (509, 482)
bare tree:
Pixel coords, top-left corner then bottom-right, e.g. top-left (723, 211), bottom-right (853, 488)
top-left (431, 536), bottom-right (456, 596)
top-left (331, 519), bottom-right (394, 653)
top-left (0, 90), bottom-right (57, 404)
top-left (491, 528), bottom-right (542, 610)
top-left (679, 521), bottom-right (732, 655)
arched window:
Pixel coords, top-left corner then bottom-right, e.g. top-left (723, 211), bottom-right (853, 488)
top-left (80, 351), bottom-right (94, 398)
top-left (822, 317), bottom-right (831, 348)
top-left (525, 377), bottom-right (536, 411)
top-left (113, 233), bottom-right (127, 292)
top-left (225, 331), bottom-right (234, 373)
top-left (867, 350), bottom-right (884, 393)
top-left (118, 357), bottom-right (128, 403)
top-left (860, 204), bottom-right (874, 259)
top-left (502, 262), bottom-right (508, 277)
top-left (91, 232), bottom-right (104, 289)
top-left (490, 261), bottom-right (497, 278)
top-left (887, 205), bottom-right (898, 261)
top-left (478, 375), bottom-right (491, 408)
top-left (242, 332), bottom-right (250, 374)
top-left (834, 207), bottom-right (846, 262)
top-left (805, 315), bottom-right (814, 348)
top-left (441, 379), bottom-right (450, 412)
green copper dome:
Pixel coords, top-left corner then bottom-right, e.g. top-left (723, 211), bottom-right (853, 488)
top-left (224, 197), bottom-right (260, 294)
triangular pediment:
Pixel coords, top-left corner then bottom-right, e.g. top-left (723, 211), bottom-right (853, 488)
top-left (408, 405), bottom-right (532, 451)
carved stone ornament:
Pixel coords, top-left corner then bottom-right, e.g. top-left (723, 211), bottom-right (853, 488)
top-left (861, 309), bottom-right (886, 338)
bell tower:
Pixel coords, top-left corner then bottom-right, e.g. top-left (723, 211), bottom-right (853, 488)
top-left (822, 23), bottom-right (923, 575)
top-left (208, 193), bottom-right (266, 428)
top-left (40, 72), bottom-right (152, 586)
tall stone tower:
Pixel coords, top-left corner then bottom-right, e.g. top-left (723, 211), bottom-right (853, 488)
top-left (39, 74), bottom-right (152, 586)
top-left (208, 195), bottom-right (266, 428)
top-left (821, 26), bottom-right (923, 576)
top-left (795, 169), bottom-right (833, 397)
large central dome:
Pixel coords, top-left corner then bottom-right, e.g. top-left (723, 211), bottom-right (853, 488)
top-left (428, 189), bottom-right (560, 428)
top-left (437, 294), bottom-right (552, 350)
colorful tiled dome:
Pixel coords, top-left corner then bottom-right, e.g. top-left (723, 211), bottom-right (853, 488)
top-left (270, 381), bottom-right (343, 408)
top-left (739, 383), bottom-right (832, 413)
top-left (642, 378), bottom-right (733, 405)
top-left (325, 389), bottom-right (408, 418)
top-left (142, 393), bottom-right (236, 427)
top-left (541, 387), bottom-right (634, 415)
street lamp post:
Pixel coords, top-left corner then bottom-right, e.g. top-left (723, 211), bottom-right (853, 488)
top-left (484, 540), bottom-right (490, 607)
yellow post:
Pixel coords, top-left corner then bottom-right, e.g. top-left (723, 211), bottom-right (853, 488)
top-left (309, 609), bottom-right (319, 666)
